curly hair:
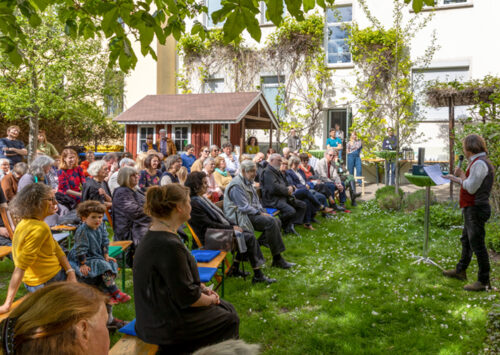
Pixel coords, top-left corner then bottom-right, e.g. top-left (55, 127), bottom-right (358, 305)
top-left (77, 200), bottom-right (106, 218)
top-left (9, 183), bottom-right (52, 219)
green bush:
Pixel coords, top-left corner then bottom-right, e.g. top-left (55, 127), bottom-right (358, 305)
top-left (404, 189), bottom-right (435, 211)
top-left (415, 203), bottom-right (463, 229)
top-left (375, 186), bottom-right (404, 200)
top-left (378, 194), bottom-right (403, 211)
top-left (485, 219), bottom-right (500, 253)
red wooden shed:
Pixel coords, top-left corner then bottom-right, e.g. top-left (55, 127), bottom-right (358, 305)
top-left (114, 92), bottom-right (279, 157)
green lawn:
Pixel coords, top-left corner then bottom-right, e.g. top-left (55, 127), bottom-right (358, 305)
top-left (1, 200), bottom-right (498, 354)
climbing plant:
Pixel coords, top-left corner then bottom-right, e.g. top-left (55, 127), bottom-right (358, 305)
top-left (177, 14), bottom-right (331, 150)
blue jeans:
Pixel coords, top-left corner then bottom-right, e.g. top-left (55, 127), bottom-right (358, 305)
top-left (24, 268), bottom-right (66, 293)
top-left (347, 152), bottom-right (362, 184)
top-left (385, 161), bottom-right (396, 185)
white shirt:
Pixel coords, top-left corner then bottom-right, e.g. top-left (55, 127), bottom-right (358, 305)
top-left (462, 152), bottom-right (489, 195)
top-left (220, 153), bottom-right (240, 175)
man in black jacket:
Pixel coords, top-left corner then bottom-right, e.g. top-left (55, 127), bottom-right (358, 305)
top-left (261, 154), bottom-right (306, 235)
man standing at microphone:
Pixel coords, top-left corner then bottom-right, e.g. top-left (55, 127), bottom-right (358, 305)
top-left (442, 134), bottom-right (494, 291)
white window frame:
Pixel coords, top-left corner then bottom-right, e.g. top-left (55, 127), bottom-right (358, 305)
top-left (418, 0), bottom-right (473, 11)
top-left (325, 5), bottom-right (353, 68)
top-left (137, 125), bottom-right (156, 154)
top-left (261, 75), bottom-right (285, 118)
top-left (204, 77), bottom-right (225, 93)
top-left (172, 125), bottom-right (191, 152)
top-left (205, 0), bottom-right (223, 29)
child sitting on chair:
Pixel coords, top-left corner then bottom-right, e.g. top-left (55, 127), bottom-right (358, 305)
top-left (69, 200), bottom-right (130, 304)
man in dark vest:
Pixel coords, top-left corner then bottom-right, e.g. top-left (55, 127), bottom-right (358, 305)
top-left (443, 134), bottom-right (494, 291)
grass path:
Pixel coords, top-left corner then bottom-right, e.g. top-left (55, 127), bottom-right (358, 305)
top-left (0, 200), bottom-right (497, 354)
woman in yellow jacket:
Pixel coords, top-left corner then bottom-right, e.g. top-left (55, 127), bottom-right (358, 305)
top-left (213, 156), bottom-right (233, 191)
top-left (0, 183), bottom-right (76, 314)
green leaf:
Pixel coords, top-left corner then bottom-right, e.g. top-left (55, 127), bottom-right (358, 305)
top-left (7, 47), bottom-right (23, 66)
top-left (102, 7), bottom-right (119, 34)
top-left (222, 12), bottom-right (245, 43)
top-left (423, 0), bottom-right (435, 5)
top-left (242, 8), bottom-right (261, 42)
top-left (303, 0), bottom-right (315, 13)
top-left (28, 13), bottom-right (41, 27)
top-left (64, 19), bottom-right (77, 38)
top-left (31, 0), bottom-right (49, 11)
top-left (139, 26), bottom-right (154, 50)
top-left (412, 0), bottom-right (423, 12)
top-left (266, 0), bottom-right (284, 26)
top-left (284, 0), bottom-right (303, 20)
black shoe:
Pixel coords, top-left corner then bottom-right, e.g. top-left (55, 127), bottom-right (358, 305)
top-left (252, 275), bottom-right (277, 284)
top-left (311, 218), bottom-right (319, 223)
top-left (227, 266), bottom-right (251, 278)
top-left (258, 237), bottom-right (270, 248)
top-left (272, 258), bottom-right (296, 269)
top-left (354, 192), bottom-right (362, 198)
top-left (285, 225), bottom-right (300, 236)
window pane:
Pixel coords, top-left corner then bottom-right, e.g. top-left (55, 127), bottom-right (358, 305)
top-left (261, 76), bottom-right (285, 118)
top-left (174, 127), bottom-right (189, 152)
top-left (327, 26), bottom-right (351, 64)
top-left (204, 78), bottom-right (224, 93)
top-left (139, 127), bottom-right (155, 149)
top-left (443, 0), bottom-right (466, 4)
top-left (326, 6), bottom-right (352, 24)
top-left (260, 1), bottom-right (286, 24)
top-left (207, 0), bottom-right (223, 28)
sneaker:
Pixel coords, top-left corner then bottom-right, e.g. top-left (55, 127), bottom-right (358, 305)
top-left (107, 317), bottom-right (129, 331)
top-left (464, 281), bottom-right (490, 292)
top-left (112, 291), bottom-right (131, 304)
top-left (442, 269), bottom-right (467, 281)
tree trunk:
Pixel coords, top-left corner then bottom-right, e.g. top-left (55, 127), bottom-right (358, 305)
top-left (28, 63), bottom-right (39, 165)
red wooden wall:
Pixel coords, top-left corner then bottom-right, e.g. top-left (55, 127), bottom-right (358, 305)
top-left (125, 125), bottom-right (137, 157)
top-left (212, 124), bottom-right (221, 147)
top-left (191, 124), bottom-right (210, 157)
top-left (230, 122), bottom-right (242, 148)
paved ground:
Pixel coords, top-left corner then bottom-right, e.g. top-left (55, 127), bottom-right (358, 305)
top-left (358, 182), bottom-right (460, 203)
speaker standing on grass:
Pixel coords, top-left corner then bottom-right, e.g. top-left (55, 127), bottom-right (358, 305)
top-left (442, 134), bottom-right (494, 291)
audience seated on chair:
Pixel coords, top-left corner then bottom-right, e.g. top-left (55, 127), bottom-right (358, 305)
top-left (160, 154), bottom-right (182, 185)
top-left (111, 167), bottom-right (151, 246)
top-left (224, 160), bottom-right (295, 269)
top-left (57, 148), bottom-right (86, 205)
top-left (191, 146), bottom-right (210, 173)
top-left (181, 144), bottom-right (197, 173)
top-left (220, 143), bottom-right (239, 177)
top-left (138, 154), bottom-right (162, 192)
top-left (108, 158), bottom-right (136, 195)
top-left (82, 160), bottom-right (112, 208)
top-left (185, 172), bottom-right (275, 284)
top-left (202, 157), bottom-right (223, 203)
top-left (1, 162), bottom-right (28, 202)
top-left (315, 149), bottom-right (349, 211)
top-left (134, 183), bottom-right (240, 354)
top-left (261, 154), bottom-right (306, 236)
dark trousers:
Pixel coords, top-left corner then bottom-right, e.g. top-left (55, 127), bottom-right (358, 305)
top-left (456, 205), bottom-right (491, 284)
top-left (157, 299), bottom-right (239, 355)
top-left (293, 188), bottom-right (321, 223)
top-left (324, 182), bottom-right (347, 204)
top-left (271, 198), bottom-right (307, 231)
top-left (248, 213), bottom-right (286, 257)
top-left (237, 231), bottom-right (265, 269)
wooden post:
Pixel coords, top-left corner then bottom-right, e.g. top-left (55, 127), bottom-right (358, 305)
top-left (449, 96), bottom-right (455, 201)
top-left (240, 119), bottom-right (245, 156)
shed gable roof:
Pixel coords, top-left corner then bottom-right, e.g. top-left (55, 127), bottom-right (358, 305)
top-left (114, 92), bottom-right (278, 128)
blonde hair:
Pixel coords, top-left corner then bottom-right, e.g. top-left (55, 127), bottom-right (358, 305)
top-left (144, 184), bottom-right (190, 219)
top-left (59, 149), bottom-right (78, 170)
top-left (135, 152), bottom-right (148, 170)
top-left (8, 282), bottom-right (107, 355)
top-left (177, 166), bottom-right (188, 184)
top-left (214, 156), bottom-right (225, 168)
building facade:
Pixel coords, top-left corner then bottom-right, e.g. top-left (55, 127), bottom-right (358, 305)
top-left (123, 0), bottom-right (500, 159)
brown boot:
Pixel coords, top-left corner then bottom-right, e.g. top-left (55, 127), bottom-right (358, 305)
top-left (464, 281), bottom-right (490, 292)
top-left (442, 269), bottom-right (467, 281)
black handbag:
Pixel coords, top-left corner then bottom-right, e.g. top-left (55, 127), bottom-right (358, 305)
top-left (205, 228), bottom-right (234, 252)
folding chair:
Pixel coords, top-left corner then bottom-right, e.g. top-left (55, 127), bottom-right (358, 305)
top-left (183, 223), bottom-right (230, 297)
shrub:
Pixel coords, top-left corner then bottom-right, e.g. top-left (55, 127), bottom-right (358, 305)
top-left (404, 189), bottom-right (435, 211)
top-left (415, 203), bottom-right (462, 229)
top-left (375, 186), bottom-right (404, 200)
top-left (378, 194), bottom-right (402, 211)
top-left (485, 218), bottom-right (500, 253)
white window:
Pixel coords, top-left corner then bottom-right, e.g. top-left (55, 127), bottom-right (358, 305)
top-left (261, 75), bottom-right (285, 119)
top-left (413, 66), bottom-right (469, 121)
top-left (260, 2), bottom-right (286, 25)
top-left (221, 124), bottom-right (230, 145)
top-left (173, 126), bottom-right (190, 152)
top-left (138, 126), bottom-right (155, 153)
top-left (206, 0), bottom-right (223, 28)
top-left (204, 78), bottom-right (225, 93)
top-left (325, 6), bottom-right (352, 65)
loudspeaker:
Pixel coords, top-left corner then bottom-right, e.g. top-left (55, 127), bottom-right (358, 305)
top-left (418, 148), bottom-right (425, 165)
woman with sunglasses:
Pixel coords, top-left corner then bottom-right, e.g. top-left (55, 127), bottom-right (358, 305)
top-left (190, 146), bottom-right (210, 173)
top-left (0, 183), bottom-right (76, 314)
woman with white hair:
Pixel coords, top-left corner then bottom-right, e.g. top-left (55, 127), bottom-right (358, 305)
top-left (111, 166), bottom-right (151, 246)
top-left (160, 154), bottom-right (182, 185)
top-left (81, 160), bottom-right (112, 208)
top-left (0, 158), bottom-right (10, 181)
top-left (202, 157), bottom-right (223, 202)
top-left (108, 157), bottom-right (136, 195)
top-left (18, 155), bottom-right (55, 192)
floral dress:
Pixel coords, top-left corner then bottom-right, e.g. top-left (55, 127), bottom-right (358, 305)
top-left (57, 167), bottom-right (86, 203)
top-left (138, 169), bottom-right (162, 192)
